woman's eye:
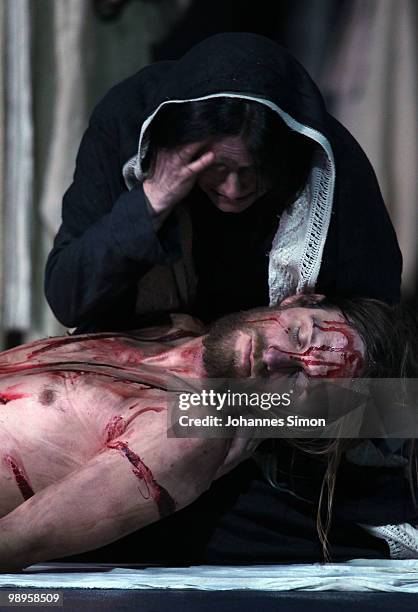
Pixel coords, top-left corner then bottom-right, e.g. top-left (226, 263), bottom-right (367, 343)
top-left (239, 167), bottom-right (256, 178)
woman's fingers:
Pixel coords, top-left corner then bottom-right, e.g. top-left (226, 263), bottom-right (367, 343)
top-left (144, 142), bottom-right (215, 213)
top-left (184, 151), bottom-right (215, 175)
top-left (180, 141), bottom-right (210, 159)
top-left (156, 144), bottom-right (213, 176)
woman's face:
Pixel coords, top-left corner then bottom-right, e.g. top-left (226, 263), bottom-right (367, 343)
top-left (196, 135), bottom-right (268, 212)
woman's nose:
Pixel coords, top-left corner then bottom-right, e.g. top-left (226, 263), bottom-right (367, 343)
top-left (218, 172), bottom-right (241, 197)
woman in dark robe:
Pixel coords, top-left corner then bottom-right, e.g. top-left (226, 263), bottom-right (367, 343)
top-left (44, 32), bottom-right (401, 333)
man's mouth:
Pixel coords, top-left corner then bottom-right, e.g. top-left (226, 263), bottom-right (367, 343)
top-left (240, 334), bottom-right (253, 376)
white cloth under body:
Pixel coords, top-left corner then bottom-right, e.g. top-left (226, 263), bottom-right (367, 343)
top-left (2, 560), bottom-right (418, 592)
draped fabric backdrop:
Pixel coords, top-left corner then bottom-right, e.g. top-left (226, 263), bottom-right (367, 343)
top-left (0, 2), bottom-right (4, 349)
top-left (36, 0), bottom-right (88, 339)
top-left (0, 0), bottom-right (185, 347)
top-left (2, 0), bottom-right (33, 344)
top-left (321, 0), bottom-right (417, 299)
top-left (0, 0), bottom-right (416, 348)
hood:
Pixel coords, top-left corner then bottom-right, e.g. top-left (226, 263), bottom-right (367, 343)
top-left (123, 33), bottom-right (336, 305)
top-left (146, 31), bottom-right (327, 119)
top-left (124, 32), bottom-right (333, 180)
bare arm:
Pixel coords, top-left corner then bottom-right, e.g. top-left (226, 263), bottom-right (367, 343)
top-left (0, 419), bottom-right (229, 570)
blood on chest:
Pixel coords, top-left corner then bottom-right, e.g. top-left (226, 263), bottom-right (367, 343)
top-left (0, 370), bottom-right (167, 508)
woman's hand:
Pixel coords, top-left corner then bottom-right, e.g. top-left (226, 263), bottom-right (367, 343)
top-left (143, 142), bottom-right (215, 217)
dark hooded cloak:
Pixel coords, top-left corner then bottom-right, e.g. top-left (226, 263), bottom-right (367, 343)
top-left (45, 33), bottom-right (401, 332)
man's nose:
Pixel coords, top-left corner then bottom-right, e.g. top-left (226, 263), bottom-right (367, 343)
top-left (218, 172), bottom-right (241, 197)
top-left (263, 347), bottom-right (300, 372)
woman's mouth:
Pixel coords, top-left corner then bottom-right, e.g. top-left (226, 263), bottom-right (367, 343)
top-left (212, 190), bottom-right (254, 202)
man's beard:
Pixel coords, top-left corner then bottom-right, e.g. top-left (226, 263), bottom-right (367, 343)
top-left (202, 308), bottom-right (268, 377)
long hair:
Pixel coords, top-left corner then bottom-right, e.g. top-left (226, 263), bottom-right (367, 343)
top-left (143, 97), bottom-right (315, 210)
top-left (255, 295), bottom-right (418, 560)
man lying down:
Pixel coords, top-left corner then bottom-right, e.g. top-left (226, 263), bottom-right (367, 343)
top-left (0, 293), bottom-right (416, 570)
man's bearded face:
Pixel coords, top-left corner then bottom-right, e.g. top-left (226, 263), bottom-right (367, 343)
top-left (202, 305), bottom-right (365, 379)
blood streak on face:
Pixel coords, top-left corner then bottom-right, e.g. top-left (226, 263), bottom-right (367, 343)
top-left (4, 455), bottom-right (34, 500)
top-left (245, 315), bottom-right (289, 336)
top-left (246, 315), bottom-right (283, 325)
top-left (107, 441), bottom-right (175, 518)
top-left (274, 320), bottom-right (363, 378)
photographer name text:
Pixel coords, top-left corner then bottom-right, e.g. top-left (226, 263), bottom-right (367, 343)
top-left (178, 414), bottom-right (326, 428)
